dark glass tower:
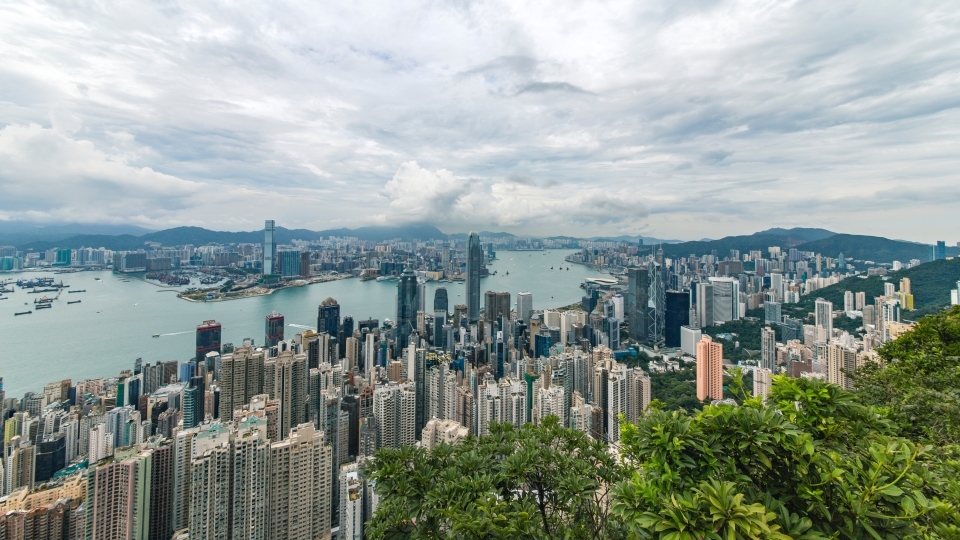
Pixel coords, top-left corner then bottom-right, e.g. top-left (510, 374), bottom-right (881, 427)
top-left (626, 268), bottom-right (649, 343)
top-left (466, 232), bottom-right (482, 323)
top-left (266, 311), bottom-right (284, 348)
top-left (195, 320), bottom-right (221, 361)
top-left (396, 266), bottom-right (419, 355)
top-left (664, 290), bottom-right (690, 348)
top-left (317, 298), bottom-right (341, 337)
top-left (433, 287), bottom-right (449, 314)
top-left (263, 219), bottom-right (276, 275)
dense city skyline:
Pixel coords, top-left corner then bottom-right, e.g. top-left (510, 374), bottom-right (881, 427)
top-left (2, 1), bottom-right (959, 242)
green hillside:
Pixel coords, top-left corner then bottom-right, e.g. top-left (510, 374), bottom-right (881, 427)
top-left (789, 257), bottom-right (960, 319)
top-left (795, 233), bottom-right (941, 263)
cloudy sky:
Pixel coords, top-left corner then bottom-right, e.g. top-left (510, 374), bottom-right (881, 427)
top-left (0, 0), bottom-right (958, 241)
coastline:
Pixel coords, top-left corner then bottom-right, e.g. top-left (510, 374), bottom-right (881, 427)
top-left (178, 273), bottom-right (355, 302)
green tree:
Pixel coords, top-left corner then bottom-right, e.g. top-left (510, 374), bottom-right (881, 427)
top-left (364, 417), bottom-right (627, 540)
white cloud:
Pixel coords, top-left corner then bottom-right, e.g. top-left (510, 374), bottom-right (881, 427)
top-left (0, 0), bottom-right (957, 240)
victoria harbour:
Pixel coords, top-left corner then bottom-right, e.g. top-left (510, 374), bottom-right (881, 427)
top-left (1, 250), bottom-right (601, 396)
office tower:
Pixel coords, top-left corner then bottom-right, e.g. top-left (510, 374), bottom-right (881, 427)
top-left (484, 291), bottom-right (511, 325)
top-left (4, 437), bottom-right (36, 494)
top-left (709, 277), bottom-right (740, 324)
top-left (761, 327), bottom-right (776, 371)
top-left (815, 298), bottom-right (833, 342)
top-left (679, 326), bottom-right (702, 358)
top-left (466, 232), bottom-right (482, 323)
top-left (781, 317), bottom-right (802, 342)
top-left (196, 320), bottom-right (222, 362)
top-left (278, 250), bottom-right (301, 280)
top-left (35, 433), bottom-right (66, 482)
top-left (265, 311), bottom-right (284, 348)
top-left (434, 287), bottom-right (449, 314)
top-left (647, 262), bottom-right (665, 345)
top-left (189, 423), bottom-right (232, 540)
top-left (843, 291), bottom-right (854, 313)
top-left (273, 351), bottom-right (308, 439)
top-left (664, 291), bottom-right (690, 348)
top-left (826, 342), bottom-right (857, 390)
top-left (340, 462), bottom-right (365, 540)
top-left (86, 451), bottom-right (152, 540)
top-left (317, 297), bottom-right (341, 339)
top-left (696, 336), bottom-right (723, 402)
top-left (627, 267), bottom-right (649, 341)
top-left (373, 381), bottom-right (416, 449)
top-left (396, 267), bottom-right (419, 356)
top-left (934, 240), bottom-right (946, 261)
top-left (695, 281), bottom-right (714, 327)
top-left (754, 368), bottom-right (772, 402)
top-left (263, 219), bottom-right (277, 275)
top-left (183, 377), bottom-right (204, 429)
top-left (516, 292), bottom-right (533, 324)
top-left (764, 301), bottom-right (782, 325)
top-left (268, 423), bottom-right (332, 540)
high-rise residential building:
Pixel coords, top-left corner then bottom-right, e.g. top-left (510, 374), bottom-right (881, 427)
top-left (263, 219), bottom-right (276, 276)
top-left (855, 291), bottom-right (866, 310)
top-left (708, 277), bottom-right (740, 324)
top-left (605, 364), bottom-right (628, 444)
top-left (219, 346), bottom-right (266, 422)
top-left (273, 351), bottom-right (308, 439)
top-left (826, 342), bottom-right (857, 390)
top-left (753, 368), bottom-right (772, 402)
top-left (815, 298), bottom-right (833, 342)
top-left (231, 416), bottom-right (270, 540)
top-left (664, 290), bottom-right (690, 348)
top-left (484, 291), bottom-right (511, 325)
top-left (627, 267), bottom-right (649, 342)
top-left (146, 439), bottom-right (174, 540)
top-left (627, 369), bottom-right (652, 423)
top-left (372, 381), bottom-right (416, 449)
top-left (466, 232), bottom-right (482, 323)
top-left (317, 298), bottom-right (341, 338)
top-left (517, 292), bottom-right (533, 324)
top-left (843, 291), bottom-right (854, 313)
top-left (265, 311), bottom-right (284, 348)
top-left (189, 423), bottom-right (232, 540)
top-left (433, 287), bottom-right (449, 314)
top-left (268, 422), bottom-right (332, 540)
top-left (4, 437), bottom-right (36, 495)
top-left (196, 320), bottom-right (222, 362)
top-left (396, 267), bottom-right (419, 355)
top-left (679, 326), bottom-right (701, 357)
top-left (761, 327), bottom-right (776, 371)
top-left (764, 301), bottom-right (782, 326)
top-left (695, 281), bottom-right (714, 328)
top-left (86, 451), bottom-right (152, 540)
top-left (696, 336), bottom-right (723, 402)
top-left (340, 462), bottom-right (365, 540)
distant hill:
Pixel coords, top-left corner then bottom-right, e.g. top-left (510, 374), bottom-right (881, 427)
top-left (756, 227), bottom-right (835, 242)
top-left (795, 234), bottom-right (939, 264)
top-left (16, 224), bottom-right (449, 250)
top-left (0, 222), bottom-right (156, 247)
top-left (789, 257), bottom-right (960, 319)
top-left (659, 234), bottom-right (802, 258)
top-left (449, 231), bottom-right (517, 240)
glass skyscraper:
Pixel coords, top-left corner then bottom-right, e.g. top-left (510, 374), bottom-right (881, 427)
top-left (263, 219), bottom-right (276, 275)
top-left (466, 232), bottom-right (482, 323)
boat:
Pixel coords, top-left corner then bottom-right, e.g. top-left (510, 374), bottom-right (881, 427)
top-left (94, 278), bottom-right (102, 281)
top-left (153, 334), bottom-right (160, 338)
top-left (35, 304), bottom-right (52, 309)
top-left (69, 290), bottom-right (86, 293)
top-left (68, 300), bottom-right (81, 304)
top-left (15, 311), bottom-right (31, 316)
top-left (505, 271), bottom-right (509, 275)
top-left (551, 266), bottom-right (554, 269)
top-left (0, 297), bottom-right (6, 300)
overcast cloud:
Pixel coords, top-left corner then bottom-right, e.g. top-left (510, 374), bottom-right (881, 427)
top-left (0, 0), bottom-right (958, 241)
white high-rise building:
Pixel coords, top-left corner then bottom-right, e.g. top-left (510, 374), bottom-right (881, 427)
top-left (611, 294), bottom-right (625, 322)
top-left (533, 384), bottom-right (566, 426)
top-left (569, 391), bottom-right (593, 435)
top-left (709, 277), bottom-right (740, 324)
top-left (340, 462), bottom-right (365, 540)
top-left (753, 368), bottom-right (772, 402)
top-left (517, 292), bottom-right (533, 324)
top-left (843, 291), bottom-right (854, 313)
top-left (761, 327), bottom-right (777, 371)
top-left (815, 298), bottom-right (833, 342)
top-left (626, 369), bottom-right (652, 423)
top-left (606, 364), bottom-right (628, 444)
top-left (189, 423), bottom-right (233, 540)
top-left (680, 326), bottom-right (702, 357)
top-left (373, 381), bottom-right (416, 449)
top-left (826, 342), bottom-right (857, 390)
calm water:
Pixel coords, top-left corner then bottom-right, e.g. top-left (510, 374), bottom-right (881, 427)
top-left (0, 250), bottom-right (602, 397)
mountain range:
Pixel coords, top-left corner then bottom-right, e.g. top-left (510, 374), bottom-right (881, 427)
top-left (1, 223), bottom-right (954, 264)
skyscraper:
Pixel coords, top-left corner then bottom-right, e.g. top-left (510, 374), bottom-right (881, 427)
top-left (268, 423), bottom-right (332, 540)
top-left (647, 262), bottom-right (665, 345)
top-left (815, 298), bottom-right (833, 342)
top-left (626, 267), bottom-right (649, 342)
top-left (761, 327), bottom-right (776, 371)
top-left (466, 232), bottom-right (482, 323)
top-left (273, 351), bottom-right (308, 439)
top-left (372, 381), bottom-right (416, 449)
top-left (934, 240), bottom-right (946, 261)
top-left (664, 290), bottom-right (690, 348)
top-left (516, 291), bottom-right (533, 324)
top-left (696, 336), bottom-right (723, 402)
top-left (265, 311), bottom-right (284, 348)
top-left (317, 298), bottom-right (341, 337)
top-left (396, 266), bottom-right (419, 355)
top-left (708, 277), bottom-right (740, 324)
top-left (433, 287), bottom-right (449, 314)
top-left (196, 320), bottom-right (221, 362)
top-left (695, 281), bottom-right (714, 328)
top-left (263, 219), bottom-right (276, 275)
top-left (484, 291), bottom-right (511, 325)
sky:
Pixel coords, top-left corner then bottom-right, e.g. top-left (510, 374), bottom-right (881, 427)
top-left (0, 0), bottom-right (958, 242)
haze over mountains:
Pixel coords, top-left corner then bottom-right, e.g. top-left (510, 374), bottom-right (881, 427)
top-left (1, 222), bottom-right (955, 265)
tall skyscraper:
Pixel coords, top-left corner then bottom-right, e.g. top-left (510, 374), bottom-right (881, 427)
top-left (219, 346), bottom-right (266, 422)
top-left (317, 298), bottom-right (341, 337)
top-left (934, 240), bottom-right (946, 261)
top-left (626, 267), bottom-right (649, 342)
top-left (696, 336), bottom-right (723, 402)
top-left (265, 311), bottom-right (284, 348)
top-left (263, 219), bottom-right (276, 275)
top-left (87, 451), bottom-right (153, 540)
top-left (466, 232), bottom-right (482, 323)
top-left (761, 327), bottom-right (776, 371)
top-left (266, 423), bottom-right (332, 540)
top-left (815, 298), bottom-right (833, 342)
top-left (695, 281), bottom-right (714, 328)
top-left (433, 287), bottom-right (449, 314)
top-left (754, 368), bottom-right (772, 402)
top-left (764, 301), bottom-right (782, 325)
top-left (396, 267), bottom-right (419, 355)
top-left (708, 277), bottom-right (740, 324)
top-left (373, 381), bottom-right (416, 449)
top-left (196, 320), bottom-right (222, 362)
top-left (517, 292), bottom-right (533, 324)
top-left (273, 351), bottom-right (308, 439)
top-left (664, 290), bottom-right (690, 348)
top-left (647, 262), bottom-right (665, 345)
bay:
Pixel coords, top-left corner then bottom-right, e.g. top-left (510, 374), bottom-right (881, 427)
top-left (0, 250), bottom-right (602, 397)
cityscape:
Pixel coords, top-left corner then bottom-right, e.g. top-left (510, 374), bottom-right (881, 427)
top-left (2, 0), bottom-right (960, 538)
